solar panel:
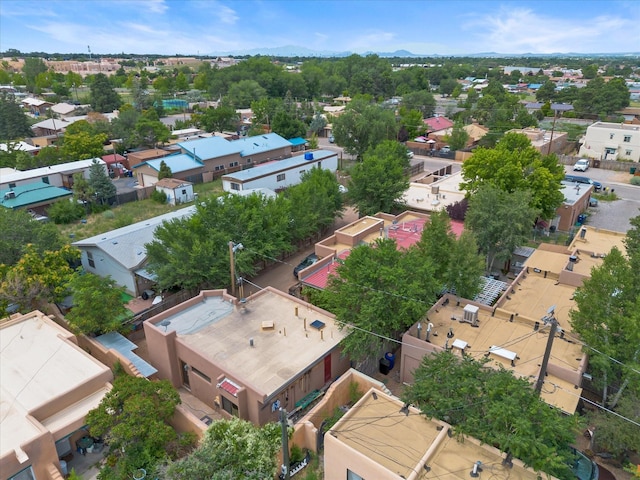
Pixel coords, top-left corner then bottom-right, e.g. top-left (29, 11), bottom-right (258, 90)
top-left (310, 319), bottom-right (325, 330)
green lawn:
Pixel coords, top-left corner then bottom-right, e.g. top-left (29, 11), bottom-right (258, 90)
top-left (59, 179), bottom-right (223, 242)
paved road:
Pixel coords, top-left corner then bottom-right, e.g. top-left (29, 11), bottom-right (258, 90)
top-left (564, 166), bottom-right (640, 233)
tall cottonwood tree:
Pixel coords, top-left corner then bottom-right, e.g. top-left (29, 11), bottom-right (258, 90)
top-left (320, 238), bottom-right (439, 362)
top-left (461, 132), bottom-right (564, 221)
top-left (465, 186), bottom-right (536, 272)
top-left (348, 140), bottom-right (410, 216)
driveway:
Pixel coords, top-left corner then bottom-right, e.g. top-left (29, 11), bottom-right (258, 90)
top-left (566, 166), bottom-right (640, 233)
top-left (247, 207), bottom-right (359, 294)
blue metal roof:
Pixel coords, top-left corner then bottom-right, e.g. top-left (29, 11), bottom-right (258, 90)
top-left (0, 181), bottom-right (72, 209)
top-left (95, 331), bottom-right (157, 378)
top-left (288, 137), bottom-right (308, 146)
top-left (177, 136), bottom-right (241, 160)
top-left (223, 150), bottom-right (336, 182)
top-left (134, 153), bottom-right (203, 173)
top-left (233, 133), bottom-right (293, 157)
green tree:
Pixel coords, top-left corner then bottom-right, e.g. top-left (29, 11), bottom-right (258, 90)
top-left (536, 80), bottom-right (557, 102)
top-left (226, 79), bottom-right (267, 108)
top-left (0, 244), bottom-right (79, 311)
top-left (348, 140), bottom-right (409, 216)
top-left (47, 198), bottom-right (85, 224)
top-left (164, 418), bottom-right (281, 480)
top-left (86, 374), bottom-right (186, 480)
top-left (60, 130), bottom-right (108, 161)
top-left (0, 92), bottom-right (32, 140)
top-left (332, 97), bottom-right (397, 159)
top-left (570, 247), bottom-right (640, 408)
top-left (398, 107), bottom-right (425, 139)
top-left (585, 391), bottom-right (640, 463)
top-left (439, 78), bottom-right (458, 97)
top-left (133, 117), bottom-right (171, 148)
top-left (581, 64), bottom-right (598, 79)
top-left (401, 90), bottom-right (436, 118)
top-left (461, 132), bottom-right (565, 220)
top-left (111, 106), bottom-right (140, 149)
top-left (192, 104), bottom-right (238, 133)
top-left (158, 160), bottom-right (173, 180)
top-left (415, 211), bottom-right (484, 300)
top-left (88, 159), bottom-right (116, 205)
top-left (320, 238), bottom-right (438, 362)
top-left (90, 73), bottom-right (122, 112)
top-left (308, 110), bottom-right (327, 135)
top-left (175, 71), bottom-right (189, 92)
top-left (271, 109), bottom-right (307, 139)
top-left (403, 352), bottom-right (579, 479)
top-left (284, 167), bottom-right (343, 241)
top-left (446, 120), bottom-right (469, 151)
top-left (22, 57), bottom-right (48, 92)
top-left (0, 208), bottom-right (64, 266)
top-left (65, 272), bottom-right (131, 335)
top-left (465, 186), bottom-right (536, 272)
top-left (65, 71), bottom-right (83, 102)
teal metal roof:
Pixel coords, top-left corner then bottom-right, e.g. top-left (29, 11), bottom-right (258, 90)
top-left (0, 181), bottom-right (72, 209)
top-left (132, 153), bottom-right (203, 173)
top-left (288, 137), bottom-right (308, 146)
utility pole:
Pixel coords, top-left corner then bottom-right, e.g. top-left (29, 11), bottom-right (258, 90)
top-left (280, 408), bottom-right (290, 480)
top-left (547, 108), bottom-right (557, 156)
top-left (534, 317), bottom-right (558, 395)
top-left (229, 241), bottom-right (244, 298)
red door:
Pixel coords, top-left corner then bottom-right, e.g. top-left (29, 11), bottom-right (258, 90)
top-left (324, 354), bottom-right (331, 383)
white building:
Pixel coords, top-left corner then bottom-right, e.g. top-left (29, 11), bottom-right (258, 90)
top-left (154, 178), bottom-right (195, 205)
top-left (0, 158), bottom-right (106, 190)
top-left (72, 206), bottom-right (196, 296)
top-left (221, 150), bottom-right (338, 193)
top-left (578, 122), bottom-right (640, 162)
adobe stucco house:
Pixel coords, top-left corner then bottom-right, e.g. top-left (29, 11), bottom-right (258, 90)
top-left (0, 311), bottom-right (113, 480)
top-left (579, 121), bottom-right (640, 161)
top-left (143, 288), bottom-right (350, 426)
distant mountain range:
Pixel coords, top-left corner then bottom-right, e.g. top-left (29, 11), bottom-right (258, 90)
top-left (212, 45), bottom-right (640, 58)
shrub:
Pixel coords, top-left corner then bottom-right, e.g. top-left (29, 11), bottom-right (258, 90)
top-left (630, 176), bottom-right (640, 186)
top-left (151, 189), bottom-right (168, 204)
top-left (102, 210), bottom-right (115, 219)
top-left (48, 199), bottom-right (85, 224)
top-left (113, 213), bottom-right (134, 228)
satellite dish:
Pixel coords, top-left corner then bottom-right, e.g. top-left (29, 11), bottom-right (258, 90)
top-left (547, 305), bottom-right (556, 315)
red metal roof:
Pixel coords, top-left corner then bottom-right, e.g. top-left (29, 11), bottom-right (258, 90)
top-left (423, 116), bottom-right (454, 132)
top-left (218, 378), bottom-right (240, 397)
top-left (302, 250), bottom-right (351, 290)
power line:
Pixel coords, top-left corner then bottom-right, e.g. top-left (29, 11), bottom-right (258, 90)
top-left (545, 381), bottom-right (640, 428)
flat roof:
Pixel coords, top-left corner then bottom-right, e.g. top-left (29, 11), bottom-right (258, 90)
top-left (330, 389), bottom-right (542, 480)
top-left (413, 299), bottom-right (584, 414)
top-left (0, 311), bottom-right (111, 458)
top-left (569, 226), bottom-right (626, 256)
top-left (133, 153), bottom-right (203, 173)
top-left (150, 288), bottom-right (347, 397)
top-left (561, 181), bottom-right (592, 205)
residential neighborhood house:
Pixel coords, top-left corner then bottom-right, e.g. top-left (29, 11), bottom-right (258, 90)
top-left (0, 310), bottom-right (113, 480)
top-left (143, 287), bottom-right (350, 426)
top-left (578, 122), bottom-right (640, 162)
top-left (72, 206), bottom-right (196, 296)
top-left (221, 150), bottom-right (338, 193)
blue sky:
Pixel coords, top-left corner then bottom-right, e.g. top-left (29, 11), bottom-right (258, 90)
top-left (1, 0), bottom-right (639, 56)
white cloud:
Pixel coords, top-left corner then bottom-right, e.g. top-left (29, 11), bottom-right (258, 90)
top-left (217, 4), bottom-right (238, 24)
top-left (146, 0), bottom-right (169, 14)
top-left (465, 7), bottom-right (638, 53)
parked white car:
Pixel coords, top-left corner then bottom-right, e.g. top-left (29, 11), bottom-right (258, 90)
top-left (573, 159), bottom-right (590, 172)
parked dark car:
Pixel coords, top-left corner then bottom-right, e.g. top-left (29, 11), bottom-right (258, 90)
top-left (564, 175), bottom-right (602, 192)
top-left (294, 254), bottom-right (318, 279)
